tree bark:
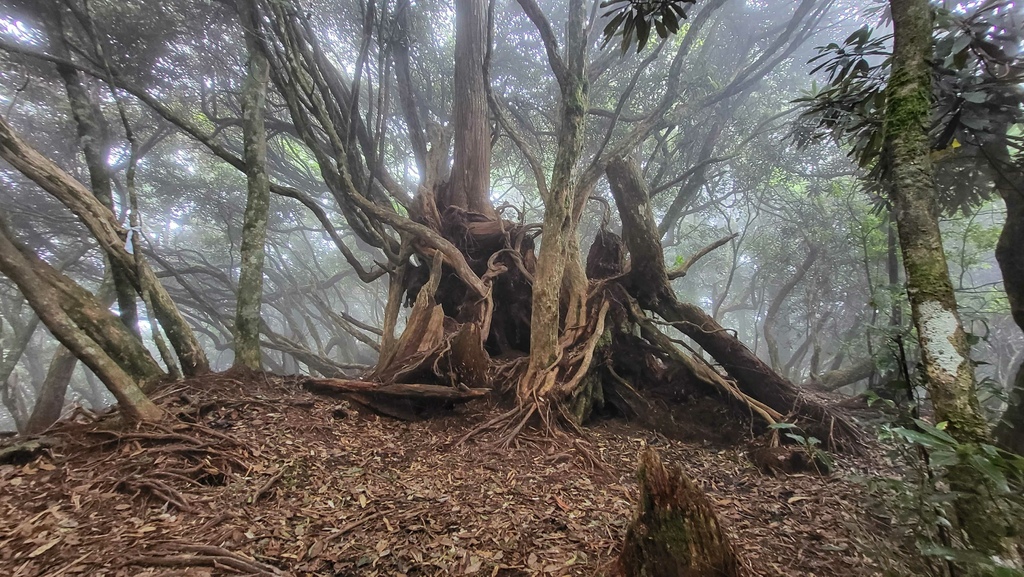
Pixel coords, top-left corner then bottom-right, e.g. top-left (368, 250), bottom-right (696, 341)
top-left (805, 358), bottom-right (875, 392)
top-left (885, 0), bottom-right (986, 444)
top-left (988, 146), bottom-right (1024, 453)
top-left (995, 362), bottom-right (1024, 456)
top-left (0, 113), bottom-right (209, 376)
top-left (0, 223), bottom-right (165, 384)
top-left (232, 0), bottom-right (272, 370)
top-left (0, 315), bottom-right (39, 393)
top-left (606, 156), bottom-right (858, 449)
top-left (24, 347), bottom-right (78, 435)
top-left (447, 0), bottom-right (494, 217)
top-left (520, 0), bottom-right (590, 403)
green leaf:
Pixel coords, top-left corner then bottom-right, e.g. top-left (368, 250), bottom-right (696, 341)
top-left (951, 32), bottom-right (972, 58)
top-left (654, 19), bottom-right (667, 39)
top-left (961, 92), bottom-right (987, 104)
top-left (893, 427), bottom-right (949, 450)
top-left (784, 433), bottom-right (807, 445)
top-left (912, 419), bottom-right (957, 444)
top-left (636, 16), bottom-right (651, 52)
top-left (969, 453), bottom-right (1010, 493)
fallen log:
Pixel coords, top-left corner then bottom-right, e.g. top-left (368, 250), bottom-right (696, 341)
top-left (302, 378), bottom-right (489, 403)
top-left (0, 436), bottom-right (61, 465)
top-left (619, 448), bottom-right (747, 577)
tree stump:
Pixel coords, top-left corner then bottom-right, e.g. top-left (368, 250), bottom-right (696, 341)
top-left (619, 448), bottom-right (746, 577)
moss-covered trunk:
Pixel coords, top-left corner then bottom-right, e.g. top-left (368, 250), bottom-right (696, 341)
top-left (884, 0), bottom-right (1014, 557)
top-left (520, 0), bottom-right (590, 405)
top-left (233, 0), bottom-right (273, 370)
top-left (885, 0), bottom-right (986, 444)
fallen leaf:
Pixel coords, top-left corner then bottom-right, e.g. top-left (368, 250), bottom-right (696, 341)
top-left (555, 495), bottom-right (571, 512)
top-left (28, 537), bottom-right (62, 558)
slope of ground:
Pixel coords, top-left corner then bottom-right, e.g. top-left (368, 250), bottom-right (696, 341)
top-left (0, 373), bottom-right (905, 576)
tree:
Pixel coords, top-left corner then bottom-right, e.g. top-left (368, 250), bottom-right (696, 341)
top-left (882, 0), bottom-right (1013, 557)
top-left (232, 0), bottom-right (273, 370)
top-left (0, 0), bottom-right (868, 446)
top-left (795, 0), bottom-right (1024, 447)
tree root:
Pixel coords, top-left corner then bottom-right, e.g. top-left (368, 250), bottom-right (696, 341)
top-left (128, 543), bottom-right (283, 575)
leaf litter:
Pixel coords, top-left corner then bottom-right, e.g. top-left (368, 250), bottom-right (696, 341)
top-left (0, 372), bottom-right (907, 576)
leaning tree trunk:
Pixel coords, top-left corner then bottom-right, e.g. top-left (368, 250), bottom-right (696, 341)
top-left (42, 4), bottom-right (141, 338)
top-left (0, 222), bottom-right (162, 422)
top-left (606, 155), bottom-right (860, 450)
top-left (0, 114), bottom-right (209, 376)
top-left (619, 448), bottom-right (747, 577)
top-left (232, 0), bottom-right (273, 370)
top-left (805, 358), bottom-right (876, 392)
top-left (24, 347), bottom-right (78, 435)
top-left (0, 223), bottom-right (166, 385)
top-left (884, 0), bottom-right (1013, 557)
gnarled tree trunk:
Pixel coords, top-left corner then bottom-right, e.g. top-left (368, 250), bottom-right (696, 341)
top-left (0, 221), bottom-right (162, 423)
top-left (606, 155), bottom-right (859, 450)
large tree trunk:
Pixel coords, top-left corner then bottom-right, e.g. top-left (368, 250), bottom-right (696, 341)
top-left (0, 221), bottom-right (162, 423)
top-left (619, 448), bottom-right (746, 577)
top-left (232, 0), bottom-right (273, 370)
top-left (606, 156), bottom-right (859, 450)
top-left (0, 113), bottom-right (209, 376)
top-left (519, 0), bottom-right (590, 407)
top-left (446, 0), bottom-right (494, 218)
top-left (884, 0), bottom-right (1012, 556)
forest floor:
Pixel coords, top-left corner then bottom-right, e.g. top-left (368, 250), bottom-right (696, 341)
top-left (0, 372), bottom-right (912, 576)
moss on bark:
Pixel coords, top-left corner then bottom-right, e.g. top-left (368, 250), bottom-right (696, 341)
top-left (619, 448), bottom-right (746, 577)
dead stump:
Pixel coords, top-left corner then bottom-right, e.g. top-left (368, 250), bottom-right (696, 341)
top-left (619, 448), bottom-right (746, 577)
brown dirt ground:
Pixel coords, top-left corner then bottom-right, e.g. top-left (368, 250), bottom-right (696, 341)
top-left (0, 373), bottom-right (909, 576)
